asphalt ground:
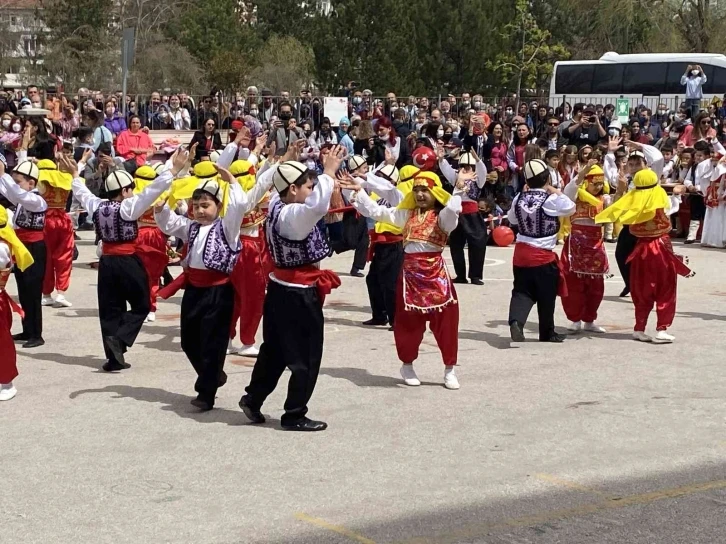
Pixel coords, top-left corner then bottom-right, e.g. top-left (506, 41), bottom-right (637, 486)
top-left (2, 232), bottom-right (725, 544)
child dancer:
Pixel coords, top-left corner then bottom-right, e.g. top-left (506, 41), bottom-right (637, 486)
top-left (342, 170), bottom-right (463, 389)
top-left (561, 163), bottom-right (612, 333)
top-left (0, 204), bottom-right (34, 400)
top-left (157, 161), bottom-right (274, 410)
top-left (64, 153), bottom-right (183, 371)
top-left (507, 159), bottom-right (576, 343)
top-left (240, 146), bottom-right (345, 431)
top-left (37, 159), bottom-right (75, 308)
top-left (0, 160), bottom-right (47, 348)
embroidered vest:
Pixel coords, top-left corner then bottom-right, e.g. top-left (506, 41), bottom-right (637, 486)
top-left (40, 183), bottom-right (70, 209)
top-left (0, 267), bottom-right (10, 290)
top-left (572, 195), bottom-right (604, 222)
top-left (183, 219), bottom-right (240, 274)
top-left (402, 209), bottom-right (448, 249)
top-left (514, 191), bottom-right (560, 238)
top-left (465, 179), bottom-right (481, 201)
top-left (93, 201), bottom-right (139, 243)
top-left (630, 209), bottom-right (671, 238)
top-left (705, 174), bottom-right (723, 208)
top-left (241, 207), bottom-right (267, 229)
top-left (138, 208), bottom-right (157, 226)
top-left (14, 205), bottom-right (46, 231)
top-left (266, 198), bottom-right (332, 268)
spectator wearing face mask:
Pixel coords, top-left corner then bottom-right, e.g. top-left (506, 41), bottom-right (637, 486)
top-left (337, 116), bottom-right (354, 155)
top-left (681, 64), bottom-right (707, 120)
top-left (269, 101), bottom-right (305, 154)
top-left (312, 116), bottom-right (338, 147)
top-left (103, 100), bottom-right (127, 139)
top-left (259, 89), bottom-right (277, 127)
top-left (0, 114), bottom-right (22, 168)
top-left (166, 94), bottom-right (191, 130)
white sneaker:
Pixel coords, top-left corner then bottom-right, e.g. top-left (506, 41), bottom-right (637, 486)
top-left (400, 364), bottom-right (421, 386)
top-left (53, 293), bottom-right (72, 308)
top-left (0, 383), bottom-right (17, 401)
top-left (583, 322), bottom-right (606, 333)
top-left (633, 331), bottom-right (652, 343)
top-left (568, 320), bottom-right (582, 332)
top-left (444, 366), bottom-right (460, 390)
top-left (654, 330), bottom-right (675, 344)
top-left (41, 295), bottom-right (55, 306)
top-left (238, 344), bottom-right (259, 357)
top-left (226, 340), bottom-right (239, 355)
top-left (145, 312), bottom-right (156, 323)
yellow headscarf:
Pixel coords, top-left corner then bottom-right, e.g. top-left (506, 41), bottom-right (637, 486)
top-left (397, 171), bottom-right (451, 210)
top-left (37, 159), bottom-right (73, 191)
top-left (0, 205), bottom-right (33, 271)
top-left (229, 160), bottom-right (256, 191)
top-left (133, 165), bottom-right (169, 204)
top-left (577, 164), bottom-right (609, 207)
top-left (595, 169), bottom-right (669, 225)
top-left (167, 161), bottom-right (230, 216)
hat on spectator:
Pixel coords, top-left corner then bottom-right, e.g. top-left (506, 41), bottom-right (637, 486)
top-left (347, 155), bottom-right (366, 171)
top-left (104, 169), bottom-right (134, 193)
top-left (13, 160), bottom-right (39, 182)
top-left (523, 159), bottom-right (548, 181)
top-left (273, 161), bottom-right (308, 193)
top-left (261, 88), bottom-right (272, 97)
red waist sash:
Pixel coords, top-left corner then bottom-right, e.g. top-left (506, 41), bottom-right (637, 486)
top-left (513, 243), bottom-right (568, 297)
top-left (461, 201), bottom-right (479, 215)
top-left (102, 241), bottom-right (136, 256)
top-left (272, 265), bottom-right (341, 304)
top-left (158, 267), bottom-right (229, 299)
top-left (16, 228), bottom-right (44, 243)
top-left (0, 291), bottom-right (24, 319)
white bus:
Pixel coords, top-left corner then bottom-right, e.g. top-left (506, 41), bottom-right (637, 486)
top-left (549, 52), bottom-right (726, 113)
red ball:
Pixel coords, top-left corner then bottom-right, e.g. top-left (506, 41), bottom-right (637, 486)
top-left (492, 225), bottom-right (515, 247)
top-left (411, 146), bottom-right (437, 171)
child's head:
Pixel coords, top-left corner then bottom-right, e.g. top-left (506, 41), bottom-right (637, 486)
top-left (661, 145), bottom-right (674, 163)
top-left (458, 151), bottom-right (476, 174)
top-left (680, 147), bottom-right (694, 168)
top-left (693, 141), bottom-right (711, 164)
top-left (274, 161), bottom-right (318, 204)
top-left (347, 155), bottom-right (368, 176)
top-left (523, 159), bottom-right (549, 189)
top-left (11, 160), bottom-right (39, 191)
top-left (191, 181), bottom-right (222, 225)
top-left (544, 149), bottom-right (559, 168)
top-left (103, 170), bottom-right (136, 201)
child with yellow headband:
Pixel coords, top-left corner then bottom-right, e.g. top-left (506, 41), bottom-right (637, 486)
top-left (341, 170), bottom-right (463, 390)
top-left (0, 204), bottom-right (34, 401)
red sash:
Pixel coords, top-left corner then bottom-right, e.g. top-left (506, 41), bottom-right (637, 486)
top-left (16, 228), bottom-right (44, 243)
top-left (158, 268), bottom-right (229, 299)
top-left (272, 265), bottom-right (341, 304)
top-left (367, 230), bottom-right (403, 262)
top-left (0, 291), bottom-right (24, 319)
top-left (513, 243), bottom-right (568, 297)
top-left (102, 241), bottom-right (136, 256)
top-left (461, 201), bottom-right (479, 215)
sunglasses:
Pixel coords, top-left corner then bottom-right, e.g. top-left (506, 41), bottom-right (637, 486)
top-left (547, 122), bottom-right (559, 127)
top-left (701, 120), bottom-right (711, 125)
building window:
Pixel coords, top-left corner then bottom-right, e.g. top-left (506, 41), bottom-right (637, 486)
top-left (10, 16), bottom-right (17, 25)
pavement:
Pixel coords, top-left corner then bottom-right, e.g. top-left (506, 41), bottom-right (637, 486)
top-left (2, 232), bottom-right (726, 544)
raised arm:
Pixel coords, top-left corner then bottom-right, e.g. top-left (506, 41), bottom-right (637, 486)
top-left (361, 172), bottom-right (404, 206)
top-left (120, 170), bottom-right (174, 221)
top-left (277, 174), bottom-right (334, 239)
top-left (474, 158), bottom-right (487, 188)
top-left (438, 158), bottom-right (457, 185)
top-left (542, 190), bottom-right (576, 217)
top-left (155, 204), bottom-right (191, 240)
top-left (72, 177), bottom-right (103, 217)
top-left (0, 174), bottom-right (48, 212)
top-left (351, 188), bottom-right (409, 227)
top-left (438, 195), bottom-right (462, 234)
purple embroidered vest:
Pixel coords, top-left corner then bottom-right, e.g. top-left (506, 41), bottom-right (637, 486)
top-left (266, 198), bottom-right (332, 268)
top-left (14, 205), bottom-right (45, 231)
top-left (514, 190), bottom-right (560, 239)
top-left (183, 219), bottom-right (239, 274)
top-left (465, 179), bottom-right (481, 201)
top-left (94, 201), bottom-right (138, 243)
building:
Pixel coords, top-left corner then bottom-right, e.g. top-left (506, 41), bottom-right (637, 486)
top-left (0, 0), bottom-right (48, 90)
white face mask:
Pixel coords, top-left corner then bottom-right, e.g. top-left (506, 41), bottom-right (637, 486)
top-left (437, 128), bottom-right (445, 138)
top-left (691, 70), bottom-right (700, 76)
top-left (1, 119), bottom-right (9, 129)
top-left (12, 123), bottom-right (21, 132)
top-left (380, 133), bottom-right (389, 141)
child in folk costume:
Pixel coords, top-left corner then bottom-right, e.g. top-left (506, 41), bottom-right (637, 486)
top-left (596, 170), bottom-right (692, 343)
top-left (697, 143), bottom-right (726, 248)
top-left (561, 163), bottom-right (612, 333)
top-left (66, 153), bottom-right (184, 371)
top-left (438, 149), bottom-right (488, 285)
top-left (0, 204), bottom-right (34, 400)
top-left (343, 170), bottom-right (463, 390)
top-left (36, 159), bottom-right (75, 308)
top-left (0, 160), bottom-right (47, 348)
top-left (507, 159), bottom-right (576, 343)
top-left (133, 165), bottom-right (171, 323)
top-left (156, 160), bottom-right (273, 411)
top-left (228, 158), bottom-right (273, 357)
top-left (240, 147), bottom-right (346, 432)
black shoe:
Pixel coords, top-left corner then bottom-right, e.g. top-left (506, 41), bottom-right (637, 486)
top-left (605, 238), bottom-right (616, 243)
top-left (218, 371), bottom-right (228, 388)
top-left (541, 332), bottom-right (566, 343)
top-left (73, 232), bottom-right (81, 241)
top-left (684, 239), bottom-right (696, 245)
top-left (510, 321), bottom-right (525, 342)
top-left (619, 287), bottom-right (630, 297)
top-left (238, 397), bottom-right (265, 424)
top-left (362, 318), bottom-right (388, 326)
top-left (12, 333), bottom-right (29, 342)
top-left (350, 268), bottom-right (364, 277)
top-left (452, 277), bottom-right (468, 284)
top-left (470, 278), bottom-right (484, 286)
top-left (104, 336), bottom-right (126, 366)
top-left (79, 222), bottom-right (94, 231)
top-left (190, 397), bottom-right (214, 411)
top-left (22, 337), bottom-right (45, 349)
top-left (102, 360), bottom-right (131, 372)
top-left (281, 417), bottom-right (328, 432)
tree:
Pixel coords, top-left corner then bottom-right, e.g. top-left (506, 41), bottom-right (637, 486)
top-left (672, 0), bottom-right (726, 52)
top-left (487, 0), bottom-right (570, 101)
top-left (249, 35), bottom-right (314, 94)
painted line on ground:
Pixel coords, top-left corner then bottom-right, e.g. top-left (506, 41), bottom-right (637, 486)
top-left (295, 512), bottom-right (378, 544)
top-left (534, 473), bottom-right (617, 500)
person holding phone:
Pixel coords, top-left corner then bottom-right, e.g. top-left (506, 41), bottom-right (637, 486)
top-left (681, 64), bottom-right (707, 120)
top-left (566, 107), bottom-right (606, 149)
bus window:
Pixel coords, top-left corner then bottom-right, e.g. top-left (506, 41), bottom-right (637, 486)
top-left (623, 63), bottom-right (667, 94)
top-left (592, 64), bottom-right (624, 94)
top-left (554, 64), bottom-right (593, 95)
top-left (711, 67), bottom-right (726, 94)
top-left (665, 62), bottom-right (715, 94)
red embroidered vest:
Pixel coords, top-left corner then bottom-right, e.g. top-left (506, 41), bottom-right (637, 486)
top-left (402, 209), bottom-right (448, 249)
top-left (138, 208), bottom-right (157, 226)
top-left (630, 209), bottom-right (671, 238)
top-left (572, 195), bottom-right (604, 222)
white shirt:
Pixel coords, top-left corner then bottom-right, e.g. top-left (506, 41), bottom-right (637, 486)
top-left (0, 242), bottom-right (10, 272)
top-left (548, 166), bottom-right (562, 189)
top-left (360, 171), bottom-right (404, 207)
top-left (168, 108), bottom-right (191, 130)
top-left (439, 159), bottom-right (487, 203)
top-left (352, 189), bottom-right (462, 253)
top-left (507, 190), bottom-right (575, 250)
top-left (72, 170), bottom-right (174, 221)
top-left (0, 175), bottom-right (48, 228)
top-left (217, 143), bottom-right (255, 170)
top-left (681, 73), bottom-right (707, 99)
